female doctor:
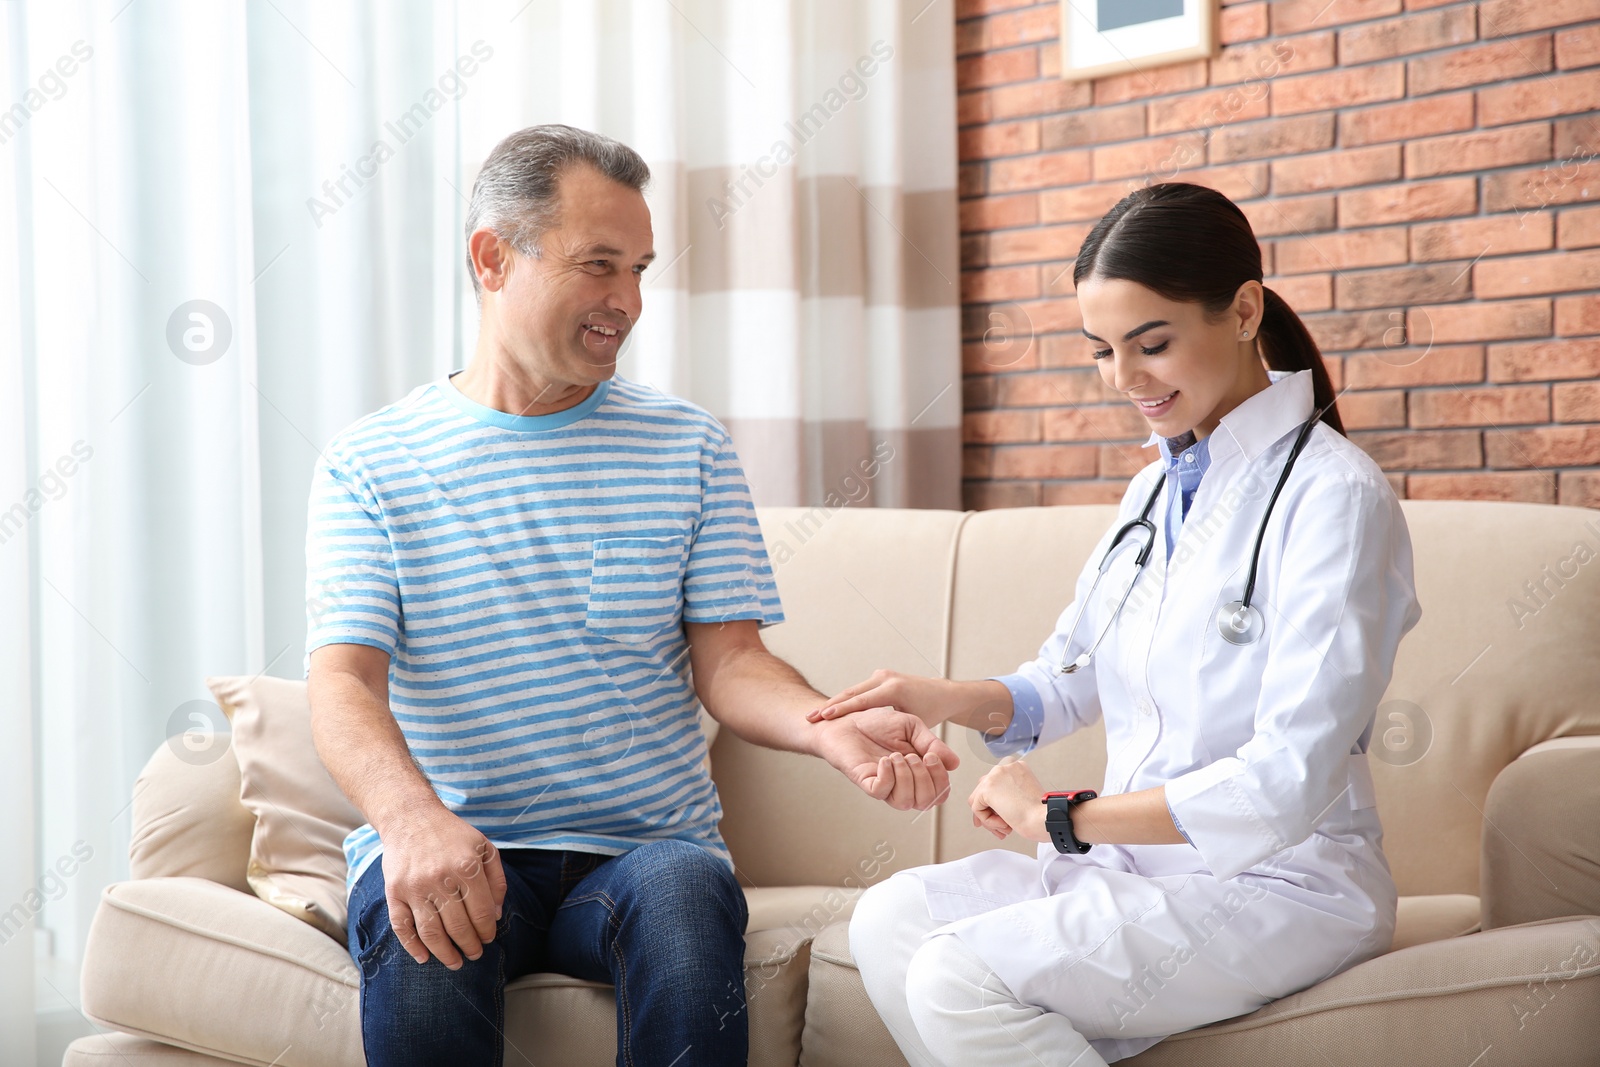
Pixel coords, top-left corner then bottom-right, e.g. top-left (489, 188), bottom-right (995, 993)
top-left (808, 182), bottom-right (1423, 1066)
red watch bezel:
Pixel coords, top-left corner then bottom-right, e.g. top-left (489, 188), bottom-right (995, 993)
top-left (1041, 789), bottom-right (1097, 803)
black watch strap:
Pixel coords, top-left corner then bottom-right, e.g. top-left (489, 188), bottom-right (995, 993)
top-left (1043, 790), bottom-right (1096, 854)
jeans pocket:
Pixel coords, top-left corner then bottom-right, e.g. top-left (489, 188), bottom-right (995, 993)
top-left (585, 536), bottom-right (686, 644)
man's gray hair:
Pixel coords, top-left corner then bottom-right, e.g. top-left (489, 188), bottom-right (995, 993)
top-left (464, 124), bottom-right (651, 294)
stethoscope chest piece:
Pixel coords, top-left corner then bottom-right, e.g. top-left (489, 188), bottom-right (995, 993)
top-left (1216, 600), bottom-right (1263, 645)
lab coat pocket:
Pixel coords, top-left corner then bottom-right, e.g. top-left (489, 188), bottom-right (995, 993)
top-left (586, 536), bottom-right (687, 644)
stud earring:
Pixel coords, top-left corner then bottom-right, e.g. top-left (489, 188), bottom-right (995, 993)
top-left (1241, 330), bottom-right (1250, 340)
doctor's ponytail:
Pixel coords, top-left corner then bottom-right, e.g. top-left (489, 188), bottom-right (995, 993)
top-left (1073, 182), bottom-right (1345, 437)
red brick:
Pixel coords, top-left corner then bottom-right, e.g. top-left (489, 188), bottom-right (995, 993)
top-left (1553, 382), bottom-right (1600, 421)
top-left (1339, 92), bottom-right (1476, 147)
top-left (1484, 425), bottom-right (1600, 467)
top-left (1406, 471), bottom-right (1556, 503)
top-left (1340, 7), bottom-right (1477, 65)
top-left (964, 481), bottom-right (1040, 510)
top-left (1211, 33), bottom-right (1336, 87)
top-left (1406, 299), bottom-right (1553, 344)
top-left (1337, 263), bottom-right (1473, 309)
top-left (1040, 104), bottom-right (1145, 149)
top-left (1489, 337), bottom-right (1600, 381)
top-left (1210, 114), bottom-right (1335, 163)
top-left (1275, 228), bottom-right (1409, 275)
top-left (1220, 2), bottom-right (1270, 44)
top-left (992, 444), bottom-right (1098, 480)
top-left (1478, 70), bottom-right (1600, 127)
top-left (1042, 404), bottom-right (1149, 442)
top-left (1339, 178), bottom-right (1478, 226)
top-left (1165, 162), bottom-right (1272, 203)
top-left (1478, 0), bottom-right (1600, 35)
top-left (1272, 0), bottom-right (1402, 35)
top-left (1306, 309), bottom-right (1410, 352)
top-left (962, 444), bottom-right (993, 480)
top-left (988, 223), bottom-right (1092, 265)
top-left (964, 334), bottom-right (1040, 374)
top-left (1404, 123), bottom-right (1553, 178)
top-left (964, 408), bottom-right (1041, 443)
top-left (1555, 294), bottom-right (1600, 334)
top-left (1042, 481), bottom-right (1128, 505)
top-left (1039, 260), bottom-right (1078, 297)
top-left (1344, 345), bottom-right (1486, 389)
top-left (1271, 145), bottom-right (1401, 196)
top-left (1556, 25), bottom-right (1600, 69)
top-left (1241, 194), bottom-right (1336, 236)
top-left (956, 48), bottom-right (1040, 90)
top-left (960, 162), bottom-right (986, 198)
top-left (1554, 114), bottom-right (1600, 158)
top-left (963, 265), bottom-right (1039, 302)
top-left (1040, 332), bottom-right (1097, 369)
top-left (960, 120), bottom-right (1041, 159)
top-left (1557, 471), bottom-right (1600, 508)
top-left (1339, 389), bottom-right (1408, 429)
top-left (958, 5), bottom-right (1060, 53)
top-left (956, 0), bottom-right (1035, 18)
top-left (996, 369), bottom-right (1107, 407)
top-left (1476, 248), bottom-right (1600, 298)
top-left (1268, 273), bottom-right (1335, 312)
top-left (1352, 429), bottom-right (1483, 470)
top-left (1410, 384), bottom-right (1550, 427)
top-left (1408, 36), bottom-right (1553, 97)
top-left (1148, 85), bottom-right (1270, 135)
top-left (1092, 61), bottom-right (1209, 107)
top-left (988, 150), bottom-right (1093, 192)
top-left (962, 232), bottom-right (989, 269)
top-left (957, 89), bottom-right (991, 128)
top-left (1272, 63), bottom-right (1406, 116)
top-left (1483, 159), bottom-right (1600, 212)
top-left (987, 79), bottom-right (1094, 120)
top-left (1557, 204), bottom-right (1600, 247)
top-left (1007, 297), bottom-right (1084, 335)
top-left (1040, 181), bottom-right (1136, 223)
top-left (1409, 213), bottom-right (1555, 262)
top-left (960, 193), bottom-right (1040, 232)
top-left (1093, 134), bottom-right (1208, 182)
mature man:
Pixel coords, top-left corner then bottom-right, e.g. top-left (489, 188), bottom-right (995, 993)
top-left (304, 124), bottom-right (958, 1067)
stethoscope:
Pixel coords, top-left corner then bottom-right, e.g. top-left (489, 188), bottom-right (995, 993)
top-left (1057, 409), bottom-right (1325, 674)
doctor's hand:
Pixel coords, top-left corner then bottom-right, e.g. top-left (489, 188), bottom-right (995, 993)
top-left (808, 671), bottom-right (1012, 733)
top-left (969, 759), bottom-right (1050, 843)
top-left (811, 707), bottom-right (961, 810)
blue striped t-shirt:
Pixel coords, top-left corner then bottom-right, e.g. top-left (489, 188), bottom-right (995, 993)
top-left (304, 373), bottom-right (785, 900)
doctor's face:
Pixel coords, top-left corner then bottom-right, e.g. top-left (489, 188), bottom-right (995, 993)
top-left (1076, 276), bottom-right (1268, 440)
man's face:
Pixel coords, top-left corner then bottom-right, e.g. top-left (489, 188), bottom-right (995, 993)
top-left (486, 163), bottom-right (655, 390)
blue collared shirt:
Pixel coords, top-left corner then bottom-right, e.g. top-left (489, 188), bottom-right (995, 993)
top-left (987, 430), bottom-right (1213, 846)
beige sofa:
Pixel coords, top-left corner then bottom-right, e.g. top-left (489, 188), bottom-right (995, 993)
top-left (65, 500), bottom-right (1600, 1066)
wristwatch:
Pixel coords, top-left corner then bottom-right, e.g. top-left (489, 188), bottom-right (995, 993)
top-left (1042, 790), bottom-right (1097, 854)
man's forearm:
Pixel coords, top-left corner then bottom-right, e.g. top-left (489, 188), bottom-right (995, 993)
top-left (308, 671), bottom-right (443, 835)
top-left (694, 645), bottom-right (827, 754)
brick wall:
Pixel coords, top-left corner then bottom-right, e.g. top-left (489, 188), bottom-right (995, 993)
top-left (957, 0), bottom-right (1600, 511)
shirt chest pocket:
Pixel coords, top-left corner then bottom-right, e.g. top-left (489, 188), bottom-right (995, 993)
top-left (586, 536), bottom-right (688, 644)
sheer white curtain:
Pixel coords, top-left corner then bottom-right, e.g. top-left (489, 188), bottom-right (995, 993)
top-left (0, 0), bottom-right (957, 1059)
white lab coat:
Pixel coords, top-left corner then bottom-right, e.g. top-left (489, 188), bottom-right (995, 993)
top-left (903, 369), bottom-right (1423, 1062)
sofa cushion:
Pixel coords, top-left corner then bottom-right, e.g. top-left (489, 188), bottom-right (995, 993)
top-left (127, 732), bottom-right (253, 895)
top-left (79, 876), bottom-right (850, 1067)
top-left (802, 914), bottom-right (1600, 1067)
top-left (206, 675), bottom-right (363, 943)
top-left (1391, 893), bottom-right (1480, 952)
top-left (63, 1032), bottom-right (239, 1065)
top-left (1482, 738), bottom-right (1600, 930)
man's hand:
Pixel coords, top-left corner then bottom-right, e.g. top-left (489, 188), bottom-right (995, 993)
top-left (811, 707), bottom-right (961, 810)
top-left (379, 806), bottom-right (508, 969)
top-left (968, 759), bottom-right (1049, 842)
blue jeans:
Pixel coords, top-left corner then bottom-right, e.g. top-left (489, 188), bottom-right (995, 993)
top-left (347, 839), bottom-right (749, 1066)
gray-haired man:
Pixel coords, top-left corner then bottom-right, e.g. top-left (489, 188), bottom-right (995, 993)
top-left (303, 124), bottom-right (960, 1066)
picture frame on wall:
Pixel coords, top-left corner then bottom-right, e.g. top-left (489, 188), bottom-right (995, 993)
top-left (1058, 0), bottom-right (1220, 82)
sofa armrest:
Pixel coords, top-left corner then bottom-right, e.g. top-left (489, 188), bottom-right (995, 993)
top-left (1481, 736), bottom-right (1600, 931)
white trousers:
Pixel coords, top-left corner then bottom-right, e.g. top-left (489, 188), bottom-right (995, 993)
top-left (851, 873), bottom-right (1111, 1067)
